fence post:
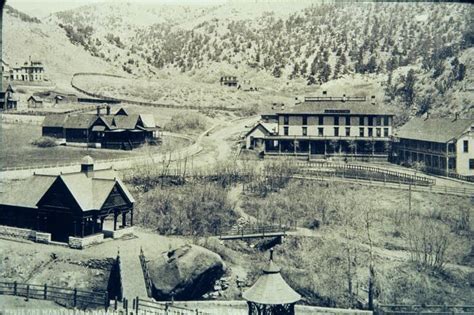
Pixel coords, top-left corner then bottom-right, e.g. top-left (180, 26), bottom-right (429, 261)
top-left (25, 284), bottom-right (29, 301)
top-left (135, 296), bottom-right (139, 313)
top-left (104, 291), bottom-right (109, 311)
top-left (44, 284), bottom-right (47, 300)
top-left (73, 288), bottom-right (77, 307)
top-left (14, 281), bottom-right (17, 296)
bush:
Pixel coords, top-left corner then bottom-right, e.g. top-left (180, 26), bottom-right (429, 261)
top-left (31, 137), bottom-right (58, 148)
top-left (163, 113), bottom-right (207, 132)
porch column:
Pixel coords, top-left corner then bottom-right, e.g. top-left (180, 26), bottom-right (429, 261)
top-left (372, 142), bottom-right (375, 155)
top-left (122, 212), bottom-right (126, 228)
top-left (81, 219), bottom-right (85, 238)
top-left (324, 141), bottom-right (327, 156)
top-left (293, 139), bottom-right (296, 155)
top-left (130, 209), bottom-right (134, 226)
top-left (278, 141), bottom-right (281, 154)
top-left (308, 141), bottom-right (312, 158)
top-left (100, 217), bottom-right (104, 230)
top-left (113, 211), bottom-right (118, 231)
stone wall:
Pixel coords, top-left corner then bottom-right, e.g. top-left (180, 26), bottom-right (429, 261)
top-left (35, 232), bottom-right (52, 243)
top-left (0, 225), bottom-right (36, 240)
top-left (104, 226), bottom-right (135, 239)
top-left (68, 233), bottom-right (104, 249)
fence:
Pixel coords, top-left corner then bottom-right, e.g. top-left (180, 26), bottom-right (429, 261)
top-left (139, 247), bottom-right (153, 298)
top-left (132, 297), bottom-right (211, 315)
top-left (216, 222), bottom-right (296, 238)
top-left (0, 281), bottom-right (109, 310)
top-left (294, 161), bottom-right (435, 186)
top-left (376, 304), bottom-right (474, 314)
top-left (71, 73), bottom-right (240, 112)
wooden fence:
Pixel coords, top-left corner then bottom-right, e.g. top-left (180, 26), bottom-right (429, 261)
top-left (376, 304), bottom-right (474, 314)
top-left (71, 73), bottom-right (240, 112)
top-left (0, 281), bottom-right (109, 310)
top-left (132, 297), bottom-right (211, 315)
top-left (139, 247), bottom-right (153, 298)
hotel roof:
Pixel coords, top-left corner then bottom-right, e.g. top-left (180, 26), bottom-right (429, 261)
top-left (396, 117), bottom-right (473, 143)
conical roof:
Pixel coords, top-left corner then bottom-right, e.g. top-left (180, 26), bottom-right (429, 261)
top-left (242, 250), bottom-right (301, 305)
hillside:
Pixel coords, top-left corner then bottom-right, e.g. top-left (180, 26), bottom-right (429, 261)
top-left (2, 4), bottom-right (123, 91)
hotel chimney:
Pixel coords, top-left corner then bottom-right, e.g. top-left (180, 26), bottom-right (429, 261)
top-left (80, 156), bottom-right (94, 178)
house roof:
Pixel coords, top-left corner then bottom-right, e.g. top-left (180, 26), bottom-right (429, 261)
top-left (115, 108), bottom-right (129, 116)
top-left (396, 117), bottom-right (473, 143)
top-left (64, 114), bottom-right (99, 129)
top-left (43, 114), bottom-right (68, 128)
top-left (243, 255), bottom-right (301, 305)
top-left (112, 114), bottom-right (139, 129)
top-left (0, 176), bottom-right (57, 208)
top-left (139, 114), bottom-right (156, 128)
top-left (284, 99), bottom-right (393, 115)
top-left (245, 122), bottom-right (278, 137)
top-left (0, 166), bottom-right (134, 212)
top-left (28, 95), bottom-right (43, 102)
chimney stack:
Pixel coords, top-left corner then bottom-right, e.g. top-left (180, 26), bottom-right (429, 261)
top-left (106, 105), bottom-right (111, 115)
top-left (371, 95), bottom-right (376, 105)
top-left (96, 106), bottom-right (101, 116)
top-left (281, 103), bottom-right (285, 111)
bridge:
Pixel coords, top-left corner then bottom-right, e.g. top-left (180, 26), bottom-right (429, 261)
top-left (217, 224), bottom-right (294, 240)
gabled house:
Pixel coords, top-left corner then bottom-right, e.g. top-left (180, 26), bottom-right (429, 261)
top-left (394, 115), bottom-right (474, 177)
top-left (0, 84), bottom-right (19, 110)
top-left (41, 107), bottom-right (160, 150)
top-left (0, 156), bottom-right (135, 247)
top-left (27, 95), bottom-right (44, 108)
top-left (245, 122), bottom-right (278, 150)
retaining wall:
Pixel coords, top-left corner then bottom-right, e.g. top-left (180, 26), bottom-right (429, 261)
top-left (103, 226), bottom-right (135, 239)
top-left (68, 233), bottom-right (104, 249)
top-left (0, 225), bottom-right (52, 244)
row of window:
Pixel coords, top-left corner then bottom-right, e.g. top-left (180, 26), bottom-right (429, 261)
top-left (282, 115), bottom-right (390, 126)
top-left (283, 127), bottom-right (390, 137)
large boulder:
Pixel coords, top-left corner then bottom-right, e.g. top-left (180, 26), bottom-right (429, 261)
top-left (148, 244), bottom-right (226, 300)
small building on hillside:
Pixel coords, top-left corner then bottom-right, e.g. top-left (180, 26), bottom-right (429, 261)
top-left (42, 106), bottom-right (160, 150)
top-left (394, 114), bottom-right (474, 178)
top-left (220, 76), bottom-right (238, 87)
top-left (0, 84), bottom-right (19, 110)
top-left (0, 156), bottom-right (135, 248)
top-left (245, 94), bottom-right (394, 161)
top-left (27, 95), bottom-right (44, 108)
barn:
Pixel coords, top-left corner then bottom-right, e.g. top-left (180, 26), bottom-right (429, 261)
top-left (0, 157), bottom-right (135, 247)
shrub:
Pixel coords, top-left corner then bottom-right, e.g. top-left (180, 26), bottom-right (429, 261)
top-left (163, 113), bottom-right (207, 132)
top-left (31, 137), bottom-right (58, 148)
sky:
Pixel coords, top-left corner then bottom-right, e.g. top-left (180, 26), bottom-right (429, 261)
top-left (7, 0), bottom-right (228, 17)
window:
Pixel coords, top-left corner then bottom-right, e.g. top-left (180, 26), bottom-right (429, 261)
top-left (284, 127), bottom-right (289, 136)
top-left (334, 116), bottom-right (339, 126)
top-left (302, 127), bottom-right (307, 136)
top-left (334, 127), bottom-right (339, 137)
top-left (359, 116), bottom-right (365, 126)
top-left (345, 116), bottom-right (351, 125)
top-left (368, 117), bottom-right (374, 126)
top-left (384, 128), bottom-right (389, 137)
top-left (283, 116), bottom-right (289, 125)
top-left (383, 116), bottom-right (389, 126)
top-left (318, 127), bottom-right (324, 136)
top-left (463, 140), bottom-right (469, 153)
top-left (368, 128), bottom-right (373, 137)
top-left (376, 128), bottom-right (381, 137)
top-left (302, 116), bottom-right (307, 125)
top-left (376, 117), bottom-right (382, 126)
top-left (359, 128), bottom-right (364, 137)
top-left (318, 116), bottom-right (324, 125)
top-left (470, 159), bottom-right (474, 170)
top-left (345, 127), bottom-right (350, 136)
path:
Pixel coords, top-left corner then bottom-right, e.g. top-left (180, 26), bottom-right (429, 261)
top-left (119, 247), bottom-right (148, 300)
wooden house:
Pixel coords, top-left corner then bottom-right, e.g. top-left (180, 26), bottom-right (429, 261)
top-left (0, 156), bottom-right (135, 244)
top-left (394, 115), bottom-right (474, 178)
top-left (0, 84), bottom-right (19, 110)
top-left (245, 94), bottom-right (394, 161)
top-left (220, 76), bottom-right (238, 87)
top-left (42, 107), bottom-right (160, 150)
top-left (27, 95), bottom-right (44, 108)
top-left (42, 115), bottom-right (68, 138)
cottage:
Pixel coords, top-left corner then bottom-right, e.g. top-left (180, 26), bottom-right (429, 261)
top-left (42, 106), bottom-right (160, 150)
top-left (0, 83), bottom-right (19, 110)
top-left (27, 95), bottom-right (44, 108)
top-left (220, 76), bottom-right (238, 87)
top-left (0, 156), bottom-right (135, 246)
top-left (245, 122), bottom-right (278, 150)
top-left (246, 94), bottom-right (394, 160)
top-left (394, 114), bottom-right (474, 178)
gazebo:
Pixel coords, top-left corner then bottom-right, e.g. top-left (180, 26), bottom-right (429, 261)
top-left (243, 249), bottom-right (301, 315)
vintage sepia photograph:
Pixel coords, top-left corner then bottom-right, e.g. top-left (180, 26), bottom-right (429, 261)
top-left (0, 0), bottom-right (473, 314)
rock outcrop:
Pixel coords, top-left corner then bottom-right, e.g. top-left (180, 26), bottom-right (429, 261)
top-left (148, 244), bottom-right (226, 300)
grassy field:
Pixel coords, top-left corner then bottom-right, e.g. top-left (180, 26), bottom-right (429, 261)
top-left (0, 123), bottom-right (191, 169)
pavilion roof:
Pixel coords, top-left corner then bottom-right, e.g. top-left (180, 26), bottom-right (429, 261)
top-left (242, 251), bottom-right (301, 305)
